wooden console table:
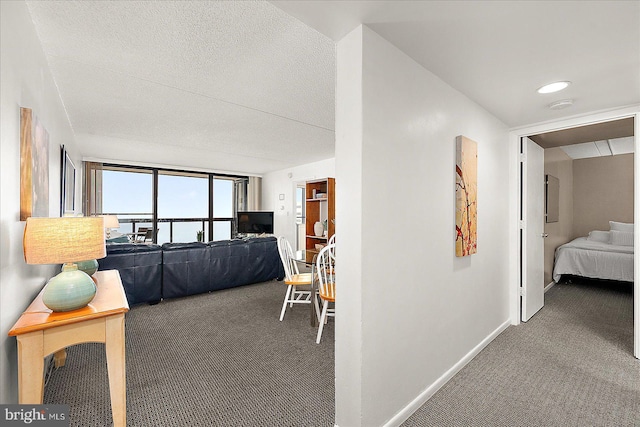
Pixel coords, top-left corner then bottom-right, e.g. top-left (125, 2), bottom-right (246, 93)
top-left (8, 270), bottom-right (129, 426)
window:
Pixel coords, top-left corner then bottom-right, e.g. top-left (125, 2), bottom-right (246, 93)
top-left (101, 167), bottom-right (153, 236)
top-left (158, 172), bottom-right (208, 244)
top-left (86, 163), bottom-right (248, 243)
top-left (213, 178), bottom-right (234, 241)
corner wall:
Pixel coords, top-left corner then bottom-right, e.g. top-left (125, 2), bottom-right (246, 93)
top-left (336, 26), bottom-right (510, 426)
top-left (0, 1), bottom-right (81, 403)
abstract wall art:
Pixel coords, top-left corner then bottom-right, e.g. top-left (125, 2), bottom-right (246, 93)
top-left (455, 135), bottom-right (477, 257)
top-left (20, 107), bottom-right (49, 221)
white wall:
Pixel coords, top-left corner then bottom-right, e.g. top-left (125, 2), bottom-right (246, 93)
top-left (335, 26), bottom-right (511, 426)
top-left (335, 26), bottom-right (364, 427)
top-left (0, 1), bottom-right (81, 403)
top-left (262, 158), bottom-right (335, 245)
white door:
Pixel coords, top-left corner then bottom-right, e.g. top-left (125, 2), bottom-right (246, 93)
top-left (521, 137), bottom-right (545, 322)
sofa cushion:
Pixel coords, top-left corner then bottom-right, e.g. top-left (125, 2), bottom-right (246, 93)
top-left (99, 243), bottom-right (163, 305)
top-left (161, 242), bottom-right (208, 251)
top-left (207, 239), bottom-right (250, 291)
top-left (245, 237), bottom-right (284, 284)
top-left (105, 242), bottom-right (162, 253)
top-left (162, 242), bottom-right (211, 298)
top-left (208, 238), bottom-right (243, 248)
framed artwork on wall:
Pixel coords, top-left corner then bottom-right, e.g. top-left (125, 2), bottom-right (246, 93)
top-left (455, 135), bottom-right (478, 257)
top-left (20, 107), bottom-right (50, 221)
top-left (61, 145), bottom-right (76, 216)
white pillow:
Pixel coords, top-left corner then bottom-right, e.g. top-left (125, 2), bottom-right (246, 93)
top-left (587, 230), bottom-right (610, 243)
top-left (609, 221), bottom-right (634, 232)
top-left (609, 230), bottom-right (634, 246)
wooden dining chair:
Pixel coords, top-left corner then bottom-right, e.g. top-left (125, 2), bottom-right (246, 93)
top-left (327, 234), bottom-right (336, 261)
top-left (315, 243), bottom-right (335, 344)
top-left (276, 236), bottom-right (313, 321)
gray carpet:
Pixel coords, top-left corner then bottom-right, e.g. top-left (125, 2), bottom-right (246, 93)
top-left (44, 278), bottom-right (639, 426)
top-left (402, 279), bottom-right (639, 427)
top-left (43, 280), bottom-right (335, 426)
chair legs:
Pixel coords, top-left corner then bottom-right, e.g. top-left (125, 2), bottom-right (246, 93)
top-left (280, 285), bottom-right (311, 321)
top-left (279, 285), bottom-right (293, 321)
top-left (316, 300), bottom-right (336, 344)
top-left (314, 292), bottom-right (321, 323)
top-left (316, 300), bottom-right (328, 343)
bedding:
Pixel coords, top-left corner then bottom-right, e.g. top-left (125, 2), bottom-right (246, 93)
top-left (553, 237), bottom-right (634, 283)
top-left (587, 230), bottom-right (610, 243)
top-left (609, 230), bottom-right (634, 246)
top-left (609, 221), bottom-right (634, 233)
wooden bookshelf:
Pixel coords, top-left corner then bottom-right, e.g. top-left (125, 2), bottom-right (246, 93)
top-left (305, 178), bottom-right (335, 257)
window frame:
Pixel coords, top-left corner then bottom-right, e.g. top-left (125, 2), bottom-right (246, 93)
top-left (86, 162), bottom-right (248, 243)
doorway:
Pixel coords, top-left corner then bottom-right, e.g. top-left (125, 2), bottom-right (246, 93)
top-left (295, 183), bottom-right (306, 251)
top-left (510, 109), bottom-right (639, 359)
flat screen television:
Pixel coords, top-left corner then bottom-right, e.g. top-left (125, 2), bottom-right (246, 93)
top-left (236, 211), bottom-right (274, 234)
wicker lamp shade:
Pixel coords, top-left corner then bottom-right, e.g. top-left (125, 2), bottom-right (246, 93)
top-left (23, 217), bottom-right (106, 312)
top-left (23, 217), bottom-right (106, 265)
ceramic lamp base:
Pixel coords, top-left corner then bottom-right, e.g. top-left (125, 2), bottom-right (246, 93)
top-left (42, 264), bottom-right (97, 312)
top-left (75, 259), bottom-right (99, 276)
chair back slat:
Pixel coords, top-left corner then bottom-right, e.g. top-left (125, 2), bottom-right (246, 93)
top-left (277, 236), bottom-right (300, 281)
top-left (316, 243), bottom-right (336, 299)
top-left (327, 234), bottom-right (336, 261)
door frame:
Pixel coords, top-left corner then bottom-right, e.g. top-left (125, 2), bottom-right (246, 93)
top-left (508, 106), bottom-right (640, 359)
top-left (294, 181), bottom-right (306, 251)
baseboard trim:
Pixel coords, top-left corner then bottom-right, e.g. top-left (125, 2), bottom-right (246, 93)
top-left (544, 281), bottom-right (556, 293)
top-left (382, 319), bottom-right (511, 427)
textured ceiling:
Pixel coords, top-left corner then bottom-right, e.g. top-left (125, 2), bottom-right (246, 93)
top-left (26, 0), bottom-right (335, 175)
top-left (273, 0), bottom-right (640, 127)
top-left (26, 1), bottom-right (640, 175)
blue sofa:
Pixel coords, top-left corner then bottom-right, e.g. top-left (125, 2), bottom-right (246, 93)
top-left (98, 237), bottom-right (284, 305)
top-left (98, 243), bottom-right (163, 305)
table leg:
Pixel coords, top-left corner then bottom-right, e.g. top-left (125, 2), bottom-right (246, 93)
top-left (16, 332), bottom-right (44, 404)
top-left (105, 314), bottom-right (126, 427)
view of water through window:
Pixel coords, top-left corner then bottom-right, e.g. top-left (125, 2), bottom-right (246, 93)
top-left (158, 174), bottom-right (208, 243)
top-left (101, 167), bottom-right (237, 244)
top-left (102, 169), bottom-right (153, 237)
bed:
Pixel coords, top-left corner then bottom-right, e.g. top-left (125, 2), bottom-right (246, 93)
top-left (553, 226), bottom-right (634, 283)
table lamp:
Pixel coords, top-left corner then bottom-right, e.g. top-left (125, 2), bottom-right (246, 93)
top-left (23, 217), bottom-right (106, 312)
top-left (101, 214), bottom-right (120, 239)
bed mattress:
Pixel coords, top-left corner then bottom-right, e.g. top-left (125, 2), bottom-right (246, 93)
top-left (552, 237), bottom-right (634, 283)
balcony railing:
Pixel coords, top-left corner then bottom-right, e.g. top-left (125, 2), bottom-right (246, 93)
top-left (101, 213), bottom-right (234, 244)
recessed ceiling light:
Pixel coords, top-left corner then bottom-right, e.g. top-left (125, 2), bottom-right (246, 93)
top-left (537, 81), bottom-right (571, 94)
top-left (548, 99), bottom-right (574, 110)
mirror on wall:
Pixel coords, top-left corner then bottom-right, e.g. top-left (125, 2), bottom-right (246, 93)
top-left (545, 174), bottom-right (559, 223)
